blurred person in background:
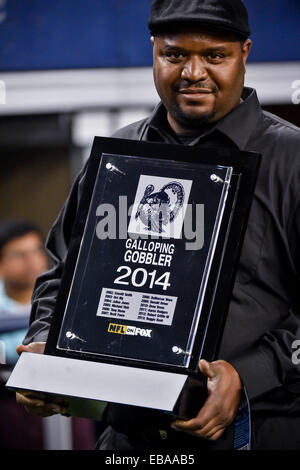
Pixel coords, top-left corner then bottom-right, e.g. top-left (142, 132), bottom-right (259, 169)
top-left (0, 219), bottom-right (48, 364)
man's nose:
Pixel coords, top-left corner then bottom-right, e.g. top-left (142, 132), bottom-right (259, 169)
top-left (181, 56), bottom-right (207, 82)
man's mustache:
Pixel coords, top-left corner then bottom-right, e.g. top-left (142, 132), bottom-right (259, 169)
top-left (173, 82), bottom-right (218, 93)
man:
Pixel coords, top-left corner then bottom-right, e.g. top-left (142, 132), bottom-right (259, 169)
top-left (16, 0), bottom-right (300, 449)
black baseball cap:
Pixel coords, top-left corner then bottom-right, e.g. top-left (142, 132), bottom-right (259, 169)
top-left (148, 0), bottom-right (251, 39)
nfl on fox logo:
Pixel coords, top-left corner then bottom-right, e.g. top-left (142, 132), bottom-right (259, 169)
top-left (108, 323), bottom-right (152, 338)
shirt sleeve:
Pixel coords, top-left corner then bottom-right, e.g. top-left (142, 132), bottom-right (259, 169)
top-left (23, 162), bottom-right (88, 345)
top-left (229, 314), bottom-right (300, 401)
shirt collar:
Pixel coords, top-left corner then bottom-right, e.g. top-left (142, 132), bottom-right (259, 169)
top-left (215, 87), bottom-right (263, 150)
top-left (146, 87), bottom-right (263, 150)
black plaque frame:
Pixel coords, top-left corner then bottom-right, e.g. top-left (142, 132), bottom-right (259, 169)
top-left (45, 137), bottom-right (260, 376)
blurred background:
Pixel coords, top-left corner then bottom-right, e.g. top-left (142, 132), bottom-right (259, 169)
top-left (0, 0), bottom-right (299, 450)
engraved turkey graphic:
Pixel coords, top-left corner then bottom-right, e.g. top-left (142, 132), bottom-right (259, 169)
top-left (135, 181), bottom-right (185, 233)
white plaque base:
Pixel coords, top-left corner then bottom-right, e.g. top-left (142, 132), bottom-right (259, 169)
top-left (6, 352), bottom-right (188, 418)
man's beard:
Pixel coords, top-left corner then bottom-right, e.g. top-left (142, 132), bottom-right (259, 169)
top-left (169, 103), bottom-right (217, 131)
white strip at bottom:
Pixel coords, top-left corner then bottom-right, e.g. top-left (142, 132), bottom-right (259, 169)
top-left (6, 352), bottom-right (187, 415)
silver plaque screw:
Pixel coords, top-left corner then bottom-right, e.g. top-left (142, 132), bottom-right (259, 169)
top-left (66, 331), bottom-right (75, 339)
top-left (172, 346), bottom-right (192, 356)
top-left (66, 331), bottom-right (86, 343)
top-left (106, 162), bottom-right (125, 175)
top-left (210, 174), bottom-right (224, 184)
top-left (172, 346), bottom-right (185, 355)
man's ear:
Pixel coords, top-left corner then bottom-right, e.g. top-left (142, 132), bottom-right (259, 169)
top-left (242, 39), bottom-right (252, 66)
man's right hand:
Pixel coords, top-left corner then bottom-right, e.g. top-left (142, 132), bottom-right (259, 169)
top-left (15, 342), bottom-right (68, 417)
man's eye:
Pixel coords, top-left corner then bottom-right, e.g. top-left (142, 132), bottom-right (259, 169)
top-left (207, 53), bottom-right (223, 61)
top-left (165, 52), bottom-right (184, 60)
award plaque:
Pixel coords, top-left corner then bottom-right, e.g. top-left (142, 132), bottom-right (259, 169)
top-left (7, 137), bottom-right (260, 417)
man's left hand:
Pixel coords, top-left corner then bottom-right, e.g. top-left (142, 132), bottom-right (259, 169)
top-left (171, 359), bottom-right (243, 441)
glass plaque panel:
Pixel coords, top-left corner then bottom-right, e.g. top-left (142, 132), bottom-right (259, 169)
top-left (57, 153), bottom-right (232, 369)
